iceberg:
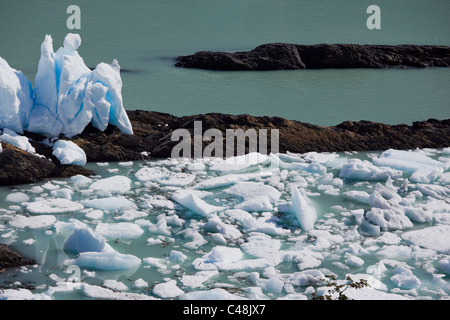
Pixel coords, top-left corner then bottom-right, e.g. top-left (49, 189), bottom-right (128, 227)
top-left (291, 187), bottom-right (317, 232)
top-left (0, 33), bottom-right (133, 141)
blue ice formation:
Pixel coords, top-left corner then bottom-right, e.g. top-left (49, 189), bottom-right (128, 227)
top-left (0, 33), bottom-right (133, 138)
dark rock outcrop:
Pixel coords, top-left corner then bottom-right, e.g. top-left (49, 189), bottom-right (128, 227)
top-left (1, 111), bottom-right (449, 186)
top-left (0, 142), bottom-right (93, 186)
top-left (175, 43), bottom-right (450, 70)
top-left (0, 244), bottom-right (35, 269)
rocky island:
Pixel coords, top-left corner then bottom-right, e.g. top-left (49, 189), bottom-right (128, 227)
top-left (175, 43), bottom-right (450, 70)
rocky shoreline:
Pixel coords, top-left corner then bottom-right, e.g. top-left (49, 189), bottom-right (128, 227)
top-left (0, 110), bottom-right (449, 186)
top-left (175, 43), bottom-right (450, 70)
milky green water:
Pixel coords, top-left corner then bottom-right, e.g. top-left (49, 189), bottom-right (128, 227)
top-left (0, 0), bottom-right (449, 125)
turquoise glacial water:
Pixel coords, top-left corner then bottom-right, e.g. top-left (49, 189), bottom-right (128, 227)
top-left (0, 0), bottom-right (449, 125)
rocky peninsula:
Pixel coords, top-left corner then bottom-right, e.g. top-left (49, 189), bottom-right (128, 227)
top-left (0, 110), bottom-right (449, 187)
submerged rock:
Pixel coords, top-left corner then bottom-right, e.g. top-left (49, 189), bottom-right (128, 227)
top-left (175, 43), bottom-right (450, 70)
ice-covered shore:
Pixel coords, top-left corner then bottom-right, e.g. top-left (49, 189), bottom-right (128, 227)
top-left (0, 148), bottom-right (449, 300)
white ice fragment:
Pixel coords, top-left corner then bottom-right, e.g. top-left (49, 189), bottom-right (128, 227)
top-left (152, 280), bottom-right (184, 299)
top-left (5, 192), bottom-right (30, 203)
top-left (440, 257), bottom-right (450, 275)
top-left (65, 251), bottom-right (141, 271)
top-left (339, 159), bottom-right (402, 180)
top-left (291, 187), bottom-right (317, 232)
top-left (345, 255), bottom-right (365, 268)
top-left (390, 266), bottom-right (421, 289)
top-left (180, 270), bottom-right (219, 289)
top-left (81, 284), bottom-right (154, 300)
top-left (373, 149), bottom-right (445, 183)
top-left (171, 190), bottom-right (225, 217)
top-left (179, 288), bottom-right (247, 300)
top-left (52, 140), bottom-right (86, 166)
top-left (401, 225), bottom-right (450, 254)
top-left (95, 222), bottom-right (144, 239)
top-left (70, 174), bottom-right (93, 187)
top-left (209, 152), bottom-right (270, 172)
top-left (135, 166), bottom-right (195, 186)
top-left (192, 171), bottom-right (272, 190)
top-left (9, 215), bottom-right (56, 229)
top-left (81, 196), bottom-right (136, 211)
top-left (103, 279), bottom-right (128, 292)
top-left (0, 128), bottom-right (35, 153)
top-left (132, 278), bottom-right (149, 289)
top-left (225, 181), bottom-right (281, 212)
top-left (89, 175), bottom-right (131, 193)
top-left (26, 198), bottom-right (84, 214)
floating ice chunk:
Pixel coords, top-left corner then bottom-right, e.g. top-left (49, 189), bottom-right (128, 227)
top-left (209, 152), bottom-right (270, 172)
top-left (269, 154), bottom-right (327, 174)
top-left (172, 190), bottom-right (225, 217)
top-left (103, 279), bottom-right (128, 292)
top-left (192, 171), bottom-right (272, 190)
top-left (241, 233), bottom-right (281, 259)
top-left (291, 187), bottom-right (317, 232)
top-left (373, 149), bottom-right (445, 183)
top-left (9, 215), bottom-right (56, 229)
top-left (132, 278), bottom-right (149, 289)
top-left (0, 288), bottom-right (51, 300)
top-left (81, 283), bottom-right (154, 300)
top-left (225, 182), bottom-right (281, 212)
top-left (26, 198), bottom-right (84, 214)
top-left (52, 140), bottom-right (87, 166)
top-left (135, 166), bottom-right (195, 186)
top-left (225, 209), bottom-right (289, 236)
top-left (304, 151), bottom-right (339, 164)
top-left (95, 222), bottom-right (144, 239)
top-left (280, 269), bottom-right (325, 287)
top-left (5, 192), bottom-right (30, 203)
top-left (440, 257), bottom-right (450, 275)
top-left (373, 149), bottom-right (444, 172)
top-left (180, 270), bottom-right (219, 289)
top-left (153, 280), bottom-right (184, 299)
top-left (0, 57), bottom-right (33, 134)
top-left (375, 245), bottom-right (412, 260)
top-left (0, 128), bottom-right (35, 153)
top-left (85, 209), bottom-right (103, 220)
top-left (70, 174), bottom-right (93, 188)
top-left (339, 159), bottom-right (402, 180)
top-left (415, 184), bottom-right (450, 200)
top-left (203, 215), bottom-right (243, 240)
top-left (250, 273), bottom-right (284, 295)
top-left (179, 288), bottom-right (247, 300)
top-left (365, 207), bottom-right (413, 230)
top-left (81, 196), bottom-right (136, 211)
top-left (342, 190), bottom-right (370, 204)
top-left (390, 266), bottom-right (421, 289)
top-left (203, 246), bottom-right (243, 264)
top-left (89, 176), bottom-right (131, 193)
top-left (345, 255), bottom-right (365, 268)
top-left (148, 219), bottom-right (171, 236)
top-left (63, 227), bottom-right (107, 254)
top-left (401, 225), bottom-right (450, 254)
top-left (65, 251), bottom-right (141, 270)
